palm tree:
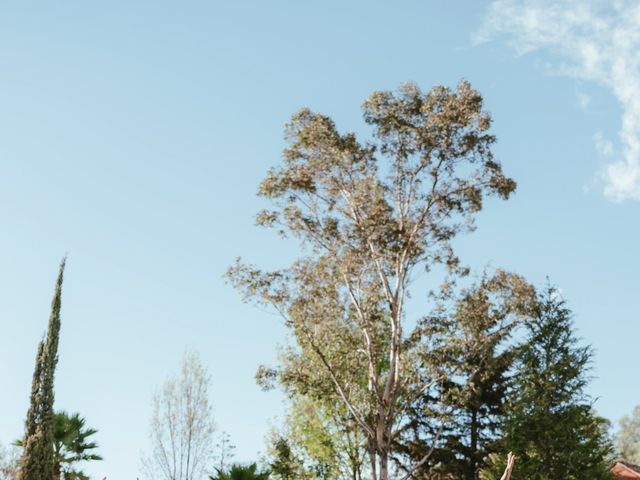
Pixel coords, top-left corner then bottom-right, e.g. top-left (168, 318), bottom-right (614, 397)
top-left (209, 463), bottom-right (270, 480)
top-left (17, 411), bottom-right (102, 480)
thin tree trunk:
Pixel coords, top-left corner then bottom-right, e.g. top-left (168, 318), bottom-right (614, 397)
top-left (368, 439), bottom-right (377, 480)
top-left (378, 447), bottom-right (389, 480)
top-left (185, 423), bottom-right (192, 480)
top-left (470, 408), bottom-right (478, 480)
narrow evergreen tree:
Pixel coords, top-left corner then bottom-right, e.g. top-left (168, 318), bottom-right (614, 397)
top-left (20, 259), bottom-right (66, 480)
top-left (482, 284), bottom-right (612, 480)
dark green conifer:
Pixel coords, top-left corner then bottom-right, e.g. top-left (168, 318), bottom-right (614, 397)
top-left (20, 259), bottom-right (66, 480)
top-left (398, 271), bottom-right (534, 480)
top-left (482, 283), bottom-right (612, 480)
top-left (439, 278), bottom-right (524, 480)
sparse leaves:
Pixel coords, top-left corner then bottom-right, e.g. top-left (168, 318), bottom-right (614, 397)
top-left (616, 405), bottom-right (640, 464)
top-left (229, 81), bottom-right (516, 480)
top-left (142, 351), bottom-right (215, 480)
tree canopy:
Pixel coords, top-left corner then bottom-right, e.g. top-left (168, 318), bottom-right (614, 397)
top-left (229, 80), bottom-right (516, 480)
top-left (481, 286), bottom-right (613, 480)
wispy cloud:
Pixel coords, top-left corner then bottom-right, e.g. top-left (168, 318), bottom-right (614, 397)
top-left (575, 91), bottom-right (591, 111)
top-left (476, 0), bottom-right (640, 202)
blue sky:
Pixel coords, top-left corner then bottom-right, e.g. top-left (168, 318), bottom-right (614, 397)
top-left (1, 1), bottom-right (638, 478)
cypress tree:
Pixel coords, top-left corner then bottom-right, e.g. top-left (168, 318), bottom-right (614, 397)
top-left (20, 259), bottom-right (66, 480)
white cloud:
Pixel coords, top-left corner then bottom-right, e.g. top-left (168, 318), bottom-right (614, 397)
top-left (476, 0), bottom-right (640, 202)
top-left (594, 130), bottom-right (614, 157)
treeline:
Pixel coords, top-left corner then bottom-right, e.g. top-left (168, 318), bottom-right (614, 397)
top-left (2, 80), bottom-right (637, 480)
top-left (257, 277), bottom-right (612, 480)
top-left (228, 81), bottom-right (615, 480)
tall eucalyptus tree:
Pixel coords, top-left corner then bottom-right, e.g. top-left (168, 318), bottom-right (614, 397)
top-left (229, 81), bottom-right (516, 480)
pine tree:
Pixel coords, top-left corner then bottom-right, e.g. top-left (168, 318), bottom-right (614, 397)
top-left (20, 259), bottom-right (66, 480)
top-left (482, 284), bottom-right (612, 480)
top-left (398, 271), bottom-right (533, 480)
top-left (439, 273), bottom-right (530, 480)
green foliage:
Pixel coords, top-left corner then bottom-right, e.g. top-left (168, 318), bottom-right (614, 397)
top-left (616, 405), bottom-right (640, 464)
top-left (267, 396), bottom-right (366, 480)
top-left (52, 411), bottom-right (102, 480)
top-left (481, 285), bottom-right (613, 480)
top-left (279, 399), bottom-right (337, 478)
top-left (268, 438), bottom-right (306, 480)
top-left (210, 463), bottom-right (270, 480)
top-left (229, 80), bottom-right (516, 480)
top-left (478, 453), bottom-right (506, 480)
top-left (398, 271), bottom-right (534, 480)
top-left (21, 259), bottom-right (66, 480)
top-left (16, 411), bottom-right (102, 480)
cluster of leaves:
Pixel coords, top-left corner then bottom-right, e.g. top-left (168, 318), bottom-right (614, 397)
top-left (616, 406), bottom-right (640, 464)
top-left (479, 286), bottom-right (613, 480)
top-left (210, 463), bottom-right (270, 480)
top-left (14, 411), bottom-right (102, 480)
top-left (230, 80), bottom-right (518, 480)
top-left (20, 260), bottom-right (65, 480)
top-left (397, 271), bottom-right (535, 479)
top-left (49, 411), bottom-right (101, 480)
top-left (263, 276), bottom-right (614, 480)
top-left (266, 396), bottom-right (367, 480)
top-left (229, 79), bottom-right (616, 480)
